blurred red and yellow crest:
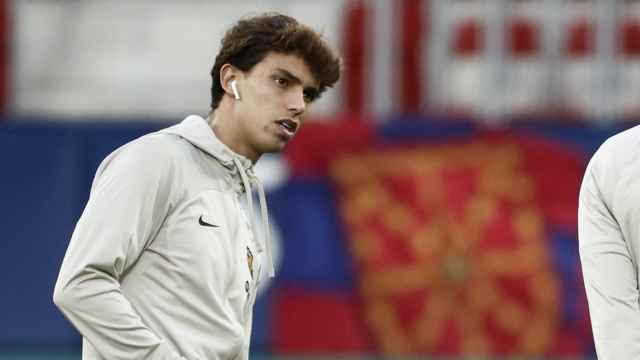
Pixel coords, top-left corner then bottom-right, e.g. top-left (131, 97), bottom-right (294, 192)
top-left (330, 140), bottom-right (560, 356)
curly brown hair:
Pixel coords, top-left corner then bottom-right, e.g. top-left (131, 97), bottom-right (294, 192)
top-left (209, 12), bottom-right (341, 109)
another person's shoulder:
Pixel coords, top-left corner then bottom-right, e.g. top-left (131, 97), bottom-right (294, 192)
top-left (594, 124), bottom-right (640, 163)
top-left (585, 124), bottom-right (640, 193)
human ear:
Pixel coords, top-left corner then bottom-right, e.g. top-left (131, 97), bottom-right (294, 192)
top-left (220, 64), bottom-right (240, 100)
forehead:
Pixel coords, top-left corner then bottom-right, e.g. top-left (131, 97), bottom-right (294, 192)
top-left (252, 52), bottom-right (317, 87)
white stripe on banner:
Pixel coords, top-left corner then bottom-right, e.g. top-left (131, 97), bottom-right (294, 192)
top-left (368, 0), bottom-right (397, 119)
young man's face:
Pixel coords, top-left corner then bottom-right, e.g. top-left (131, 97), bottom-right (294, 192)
top-left (232, 52), bottom-right (318, 160)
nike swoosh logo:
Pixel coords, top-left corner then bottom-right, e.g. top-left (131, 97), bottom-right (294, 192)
top-left (199, 215), bottom-right (219, 228)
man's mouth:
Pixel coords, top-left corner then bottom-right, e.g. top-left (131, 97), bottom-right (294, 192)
top-left (276, 118), bottom-right (298, 136)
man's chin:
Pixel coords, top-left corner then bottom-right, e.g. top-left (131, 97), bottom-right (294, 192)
top-left (259, 141), bottom-right (287, 155)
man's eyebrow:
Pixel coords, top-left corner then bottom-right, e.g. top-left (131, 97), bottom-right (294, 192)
top-left (275, 68), bottom-right (301, 84)
top-left (275, 68), bottom-right (318, 90)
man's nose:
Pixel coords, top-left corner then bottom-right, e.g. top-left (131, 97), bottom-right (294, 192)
top-left (287, 89), bottom-right (306, 116)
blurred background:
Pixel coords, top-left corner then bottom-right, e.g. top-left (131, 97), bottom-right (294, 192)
top-left (2, 0), bottom-right (637, 359)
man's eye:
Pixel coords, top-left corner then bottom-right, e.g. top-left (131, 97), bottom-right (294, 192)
top-left (276, 77), bottom-right (288, 86)
top-left (303, 92), bottom-right (313, 103)
top-left (303, 89), bottom-right (318, 103)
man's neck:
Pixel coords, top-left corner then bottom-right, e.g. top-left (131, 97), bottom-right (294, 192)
top-left (207, 110), bottom-right (259, 163)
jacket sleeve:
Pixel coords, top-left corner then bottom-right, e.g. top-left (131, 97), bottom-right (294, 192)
top-left (578, 150), bottom-right (640, 360)
top-left (53, 135), bottom-right (186, 360)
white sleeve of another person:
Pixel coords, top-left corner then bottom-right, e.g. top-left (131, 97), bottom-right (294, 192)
top-left (579, 144), bottom-right (640, 360)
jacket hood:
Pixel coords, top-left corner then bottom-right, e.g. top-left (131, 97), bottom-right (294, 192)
top-left (160, 115), bottom-right (253, 172)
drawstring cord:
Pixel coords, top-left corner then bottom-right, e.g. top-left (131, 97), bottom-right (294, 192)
top-left (233, 158), bottom-right (275, 278)
top-left (254, 177), bottom-right (274, 277)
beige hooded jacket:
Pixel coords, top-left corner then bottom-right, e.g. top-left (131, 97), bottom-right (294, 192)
top-left (54, 115), bottom-right (273, 360)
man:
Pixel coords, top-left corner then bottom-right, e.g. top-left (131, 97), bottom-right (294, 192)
top-left (53, 13), bottom-right (341, 360)
top-left (579, 125), bottom-right (640, 359)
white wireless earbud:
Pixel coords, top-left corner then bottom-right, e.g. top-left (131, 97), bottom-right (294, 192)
top-left (230, 80), bottom-right (240, 100)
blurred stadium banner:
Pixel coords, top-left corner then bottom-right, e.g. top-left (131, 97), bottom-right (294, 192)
top-left (0, 115), bottom-right (628, 358)
top-left (10, 0), bottom-right (640, 122)
top-left (271, 117), bottom-right (600, 357)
